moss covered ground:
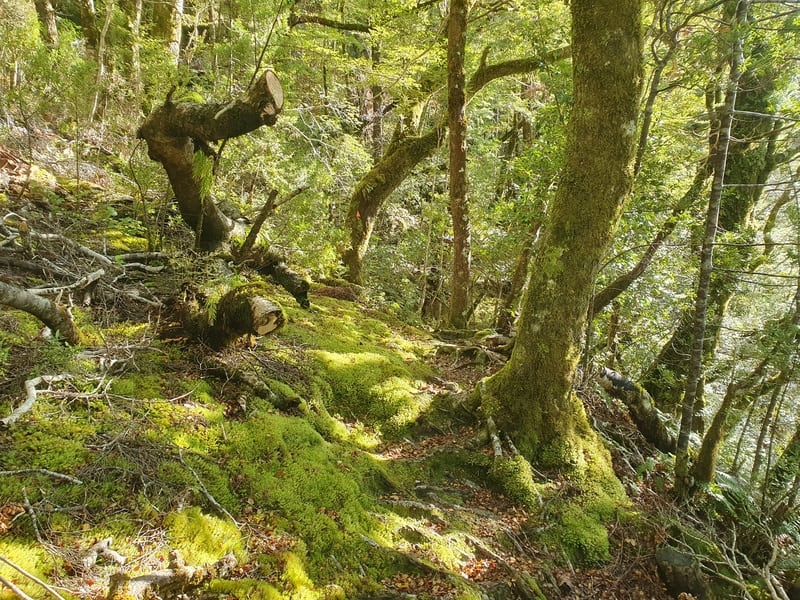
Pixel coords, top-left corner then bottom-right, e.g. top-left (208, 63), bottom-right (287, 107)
top-left (0, 160), bottom-right (673, 600)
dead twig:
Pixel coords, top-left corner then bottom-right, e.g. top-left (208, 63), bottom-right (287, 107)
top-left (0, 469), bottom-right (83, 485)
top-left (1, 375), bottom-right (69, 427)
top-left (178, 449), bottom-right (239, 526)
top-left (0, 556), bottom-right (67, 600)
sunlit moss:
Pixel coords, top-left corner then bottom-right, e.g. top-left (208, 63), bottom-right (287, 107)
top-left (166, 506), bottom-right (246, 564)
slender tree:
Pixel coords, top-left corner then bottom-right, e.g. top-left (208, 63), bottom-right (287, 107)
top-left (446, 0), bottom-right (470, 328)
top-left (674, 0), bottom-right (749, 497)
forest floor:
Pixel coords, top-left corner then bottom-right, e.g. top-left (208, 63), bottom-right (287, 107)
top-left (0, 136), bottom-right (677, 600)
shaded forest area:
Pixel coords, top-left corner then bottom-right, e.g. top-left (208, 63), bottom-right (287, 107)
top-left (1, 0), bottom-right (800, 598)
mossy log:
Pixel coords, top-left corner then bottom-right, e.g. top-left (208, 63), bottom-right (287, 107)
top-left (597, 367), bottom-right (676, 453)
top-left (236, 248), bottom-right (311, 308)
top-left (176, 283), bottom-right (285, 349)
top-left (205, 284), bottom-right (284, 349)
top-left (107, 550), bottom-right (236, 600)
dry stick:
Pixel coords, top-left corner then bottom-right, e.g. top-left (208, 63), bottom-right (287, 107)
top-left (21, 489), bottom-right (43, 544)
top-left (0, 469), bottom-right (83, 485)
top-left (178, 450), bottom-right (239, 526)
top-left (1, 375), bottom-right (69, 427)
top-left (0, 574), bottom-right (35, 600)
top-left (31, 233), bottom-right (113, 266)
top-left (28, 269), bottom-right (105, 296)
top-left (0, 556), bottom-right (67, 600)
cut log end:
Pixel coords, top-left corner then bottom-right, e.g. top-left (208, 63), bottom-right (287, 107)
top-left (249, 297), bottom-right (284, 335)
top-left (264, 70), bottom-right (284, 111)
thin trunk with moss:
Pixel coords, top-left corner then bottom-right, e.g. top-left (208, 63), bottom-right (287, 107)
top-left (341, 47), bottom-right (571, 285)
top-left (446, 0), bottom-right (470, 329)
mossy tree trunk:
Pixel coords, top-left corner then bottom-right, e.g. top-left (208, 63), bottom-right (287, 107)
top-left (341, 48), bottom-right (571, 285)
top-left (446, 0), bottom-right (471, 329)
top-left (480, 0), bottom-right (642, 467)
top-left (136, 70), bottom-right (284, 251)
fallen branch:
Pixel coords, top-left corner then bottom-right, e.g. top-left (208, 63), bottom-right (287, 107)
top-left (82, 537), bottom-right (126, 570)
top-left (0, 469), bottom-right (83, 485)
top-left (0, 556), bottom-right (67, 600)
top-left (0, 281), bottom-right (80, 344)
top-left (28, 269), bottom-right (105, 296)
top-left (1, 375), bottom-right (69, 427)
top-left (32, 233), bottom-right (114, 267)
top-left (107, 550), bottom-right (236, 600)
top-left (597, 366), bottom-right (676, 453)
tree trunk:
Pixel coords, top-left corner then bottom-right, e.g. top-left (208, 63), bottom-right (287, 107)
top-left (446, 0), bottom-right (470, 329)
top-left (642, 30), bottom-right (778, 413)
top-left (341, 47), bottom-right (571, 285)
top-left (480, 0), bottom-right (642, 467)
top-left (0, 281), bottom-right (80, 345)
top-left (494, 218), bottom-right (542, 334)
top-left (33, 0), bottom-right (58, 48)
top-left (674, 0), bottom-right (749, 498)
top-left (153, 0), bottom-right (183, 64)
top-left (136, 70), bottom-right (284, 250)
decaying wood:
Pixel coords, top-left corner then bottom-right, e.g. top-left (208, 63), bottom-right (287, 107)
top-left (0, 281), bottom-right (80, 344)
top-left (597, 366), bottom-right (676, 453)
top-left (1, 375), bottom-right (69, 427)
top-left (107, 550), bottom-right (236, 600)
top-left (136, 70), bottom-right (284, 250)
top-left (183, 283), bottom-right (285, 349)
top-left (82, 538), bottom-right (126, 570)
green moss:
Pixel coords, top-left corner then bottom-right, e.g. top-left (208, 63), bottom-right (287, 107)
top-left (543, 503), bottom-right (612, 566)
top-left (490, 455), bottom-right (542, 507)
top-left (166, 506), bottom-right (246, 563)
top-left (209, 579), bottom-right (284, 600)
top-left (110, 374), bottom-right (164, 399)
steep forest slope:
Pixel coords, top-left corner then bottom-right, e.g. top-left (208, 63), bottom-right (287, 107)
top-left (0, 138), bottom-right (673, 600)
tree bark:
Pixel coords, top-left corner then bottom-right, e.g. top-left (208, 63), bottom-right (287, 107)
top-left (0, 281), bottom-right (80, 344)
top-left (674, 0), bottom-right (749, 498)
top-left (32, 0), bottom-right (58, 48)
top-left (341, 47), bottom-right (571, 285)
top-left (446, 0), bottom-right (471, 329)
top-left (136, 70), bottom-right (284, 250)
top-left (480, 0), bottom-right (642, 467)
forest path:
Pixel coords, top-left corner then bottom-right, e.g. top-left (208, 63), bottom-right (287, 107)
top-left (366, 353), bottom-right (673, 600)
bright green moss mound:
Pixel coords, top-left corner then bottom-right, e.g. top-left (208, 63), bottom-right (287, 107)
top-left (219, 411), bottom-right (398, 583)
top-left (166, 506), bottom-right (246, 563)
top-left (283, 296), bottom-right (434, 435)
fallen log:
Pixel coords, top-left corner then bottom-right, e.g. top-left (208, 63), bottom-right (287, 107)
top-left (107, 550), bottom-right (236, 600)
top-left (597, 366), bottom-right (676, 453)
top-left (202, 283), bottom-right (285, 349)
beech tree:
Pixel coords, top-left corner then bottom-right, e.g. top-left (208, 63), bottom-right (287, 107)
top-left (480, 0), bottom-right (642, 468)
